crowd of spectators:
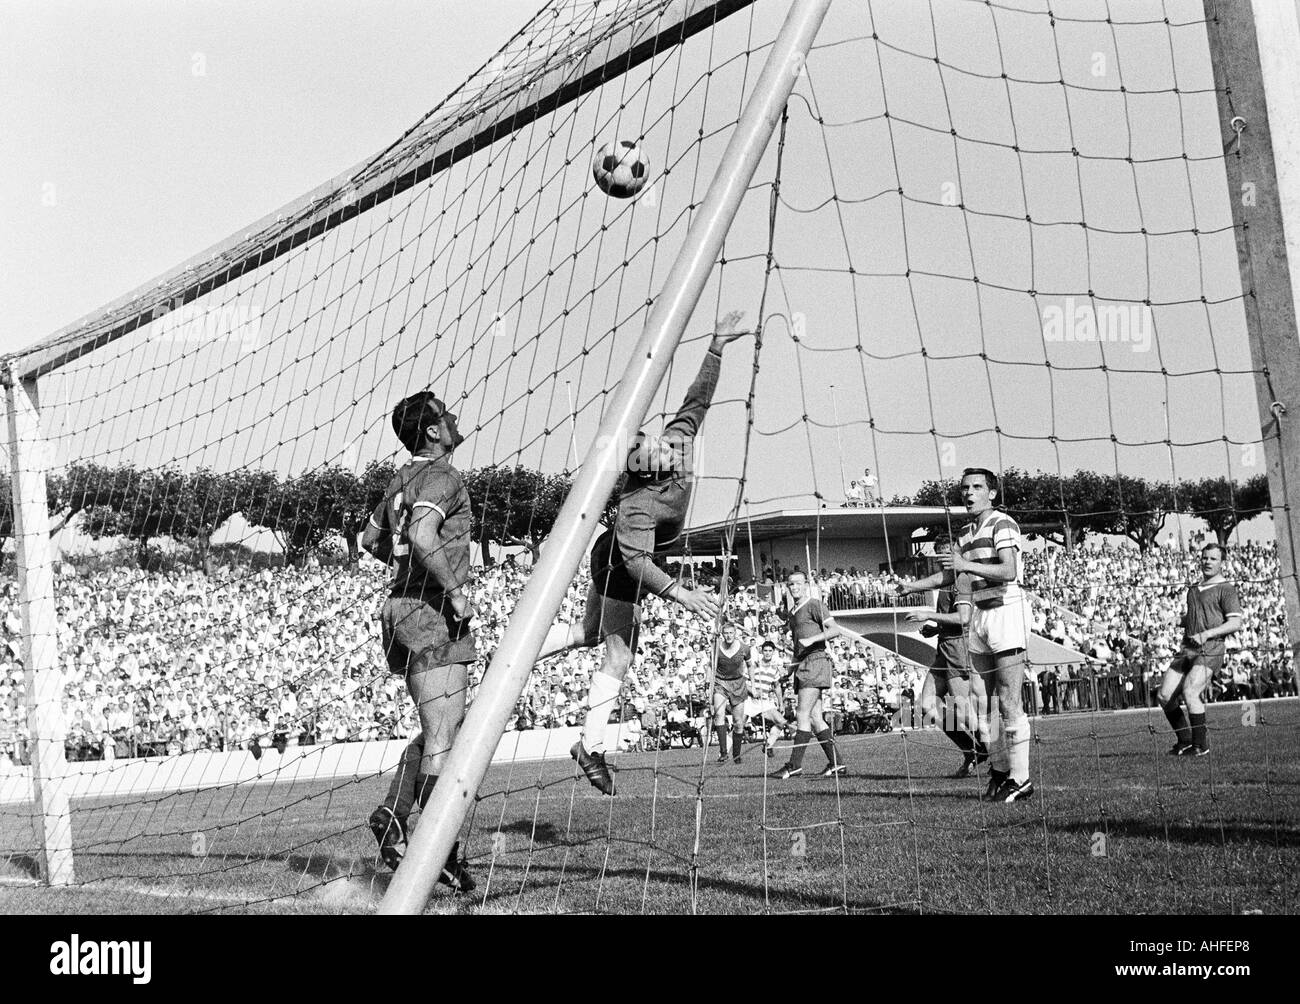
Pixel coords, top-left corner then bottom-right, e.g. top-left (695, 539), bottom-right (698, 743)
top-left (1022, 539), bottom-right (1296, 704)
top-left (0, 537), bottom-right (1294, 766)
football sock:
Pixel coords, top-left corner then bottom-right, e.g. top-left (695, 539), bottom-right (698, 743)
top-left (1189, 711), bottom-right (1208, 750)
top-left (1006, 711), bottom-right (1031, 783)
top-left (814, 728), bottom-right (838, 767)
top-left (989, 720), bottom-right (1010, 774)
top-left (384, 737), bottom-right (423, 819)
top-left (944, 727), bottom-right (974, 753)
top-left (789, 730), bottom-right (813, 769)
top-left (414, 773), bottom-right (437, 810)
top-left (715, 725), bottom-right (729, 757)
top-left (582, 671), bottom-right (622, 754)
top-left (733, 728), bottom-right (746, 757)
top-left (766, 726), bottom-right (781, 748)
top-left (1163, 702), bottom-right (1192, 746)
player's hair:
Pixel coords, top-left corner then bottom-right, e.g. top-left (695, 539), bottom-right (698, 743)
top-left (960, 467), bottom-right (1000, 500)
top-left (1202, 542), bottom-right (1227, 558)
top-left (391, 391), bottom-right (445, 453)
top-left (761, 640), bottom-right (776, 650)
top-left (786, 570), bottom-right (806, 582)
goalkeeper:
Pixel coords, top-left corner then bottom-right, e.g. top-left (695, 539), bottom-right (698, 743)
top-left (532, 311), bottom-right (753, 794)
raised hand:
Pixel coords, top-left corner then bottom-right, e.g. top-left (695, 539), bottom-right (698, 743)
top-left (711, 310), bottom-right (754, 348)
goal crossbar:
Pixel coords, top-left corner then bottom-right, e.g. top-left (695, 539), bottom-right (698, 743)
top-left (5, 0), bottom-right (757, 382)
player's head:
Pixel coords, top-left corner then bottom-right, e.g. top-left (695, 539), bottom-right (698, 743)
top-left (1200, 542), bottom-right (1226, 577)
top-left (760, 640), bottom-right (776, 661)
top-left (720, 621), bottom-right (737, 643)
top-left (391, 391), bottom-right (465, 455)
top-left (626, 430), bottom-right (681, 479)
top-left (959, 468), bottom-right (999, 514)
top-left (786, 570), bottom-right (808, 598)
top-left (932, 531), bottom-right (952, 555)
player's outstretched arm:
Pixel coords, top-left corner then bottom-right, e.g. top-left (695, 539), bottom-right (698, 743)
top-left (662, 311), bottom-right (755, 444)
top-left (897, 570), bottom-right (952, 593)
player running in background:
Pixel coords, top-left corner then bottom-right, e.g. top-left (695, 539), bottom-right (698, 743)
top-left (747, 639), bottom-right (791, 757)
top-left (531, 311), bottom-right (753, 794)
top-left (361, 392), bottom-right (476, 892)
top-left (898, 468), bottom-right (1033, 803)
top-left (711, 621), bottom-right (751, 764)
top-left (769, 571), bottom-right (868, 780)
top-left (1159, 543), bottom-right (1242, 757)
top-left (904, 535), bottom-right (988, 778)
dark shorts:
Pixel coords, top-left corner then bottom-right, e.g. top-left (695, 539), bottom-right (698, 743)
top-left (590, 527), bottom-right (667, 605)
top-left (713, 676), bottom-right (748, 706)
top-left (381, 596), bottom-right (477, 674)
top-left (582, 581), bottom-right (641, 650)
top-left (932, 642), bottom-right (972, 678)
top-left (1170, 648), bottom-right (1224, 675)
top-left (793, 651), bottom-right (834, 692)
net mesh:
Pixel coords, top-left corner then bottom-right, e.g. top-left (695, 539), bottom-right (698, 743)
top-left (1, 0), bottom-right (1296, 915)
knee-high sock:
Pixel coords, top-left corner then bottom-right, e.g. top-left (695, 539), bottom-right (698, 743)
top-left (383, 737), bottom-right (423, 819)
top-left (733, 727), bottom-right (746, 757)
top-left (1163, 702), bottom-right (1191, 746)
top-left (987, 705), bottom-right (1009, 773)
top-left (766, 726), bottom-right (782, 748)
top-left (815, 728), bottom-right (838, 767)
top-left (1006, 711), bottom-right (1031, 783)
top-left (714, 724), bottom-right (729, 756)
top-left (943, 726), bottom-right (974, 753)
top-left (788, 730), bottom-right (813, 769)
top-left (1189, 711), bottom-right (1208, 750)
top-left (582, 671), bottom-right (622, 754)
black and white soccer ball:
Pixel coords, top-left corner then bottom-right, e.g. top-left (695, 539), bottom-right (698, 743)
top-left (592, 139), bottom-right (649, 199)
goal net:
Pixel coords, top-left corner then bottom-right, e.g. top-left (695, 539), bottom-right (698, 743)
top-left (2, 0), bottom-right (1296, 915)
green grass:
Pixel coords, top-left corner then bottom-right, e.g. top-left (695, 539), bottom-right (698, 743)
top-left (3, 700), bottom-right (1298, 914)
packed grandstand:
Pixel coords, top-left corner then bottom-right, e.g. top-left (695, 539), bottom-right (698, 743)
top-left (1, 539), bottom-right (1293, 765)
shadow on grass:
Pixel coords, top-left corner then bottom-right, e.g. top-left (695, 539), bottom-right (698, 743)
top-left (1050, 817), bottom-right (1300, 847)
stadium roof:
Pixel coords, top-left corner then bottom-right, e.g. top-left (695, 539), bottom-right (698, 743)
top-left (676, 506), bottom-right (967, 554)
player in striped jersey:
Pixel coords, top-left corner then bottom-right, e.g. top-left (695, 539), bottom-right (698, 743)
top-left (746, 639), bottom-right (791, 757)
top-left (899, 469), bottom-right (1034, 802)
top-left (1159, 543), bottom-right (1242, 756)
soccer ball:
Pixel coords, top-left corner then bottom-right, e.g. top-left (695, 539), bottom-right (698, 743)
top-left (592, 139), bottom-right (649, 199)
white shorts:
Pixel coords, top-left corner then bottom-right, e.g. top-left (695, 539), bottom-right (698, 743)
top-left (744, 698), bottom-right (777, 717)
top-left (968, 600), bottom-right (1028, 656)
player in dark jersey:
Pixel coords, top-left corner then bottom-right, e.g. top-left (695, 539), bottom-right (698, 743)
top-left (531, 312), bottom-right (753, 794)
top-left (1159, 543), bottom-right (1242, 756)
top-left (711, 621), bottom-right (751, 764)
top-left (768, 571), bottom-right (869, 779)
top-left (905, 536), bottom-right (988, 778)
top-left (360, 391), bottom-right (476, 892)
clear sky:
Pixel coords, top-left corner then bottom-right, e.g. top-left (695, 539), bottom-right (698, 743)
top-left (1, 0), bottom-right (1276, 547)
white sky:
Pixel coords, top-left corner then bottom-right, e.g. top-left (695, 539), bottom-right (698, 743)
top-left (1, 0), bottom-right (1279, 547)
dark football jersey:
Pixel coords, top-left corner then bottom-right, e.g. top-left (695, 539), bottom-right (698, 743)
top-left (369, 455), bottom-right (471, 601)
top-left (715, 641), bottom-right (750, 681)
top-left (1181, 579), bottom-right (1242, 657)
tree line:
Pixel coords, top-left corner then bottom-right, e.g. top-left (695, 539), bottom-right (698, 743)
top-left (0, 462), bottom-right (618, 571)
top-left (906, 468), bottom-right (1271, 550)
top-left (0, 463), bottom-right (1270, 570)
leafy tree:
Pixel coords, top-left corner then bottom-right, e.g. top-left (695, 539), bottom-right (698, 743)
top-left (1103, 474), bottom-right (1178, 552)
top-left (1184, 474), bottom-right (1272, 547)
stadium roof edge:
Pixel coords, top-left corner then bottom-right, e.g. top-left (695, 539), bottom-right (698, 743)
top-left (675, 505), bottom-right (969, 554)
top-left (6, 0), bottom-right (758, 382)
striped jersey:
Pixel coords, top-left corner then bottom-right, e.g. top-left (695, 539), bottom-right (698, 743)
top-left (751, 654), bottom-right (782, 697)
top-left (958, 509), bottom-right (1023, 606)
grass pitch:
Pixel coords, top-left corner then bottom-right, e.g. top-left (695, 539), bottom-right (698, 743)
top-left (3, 700), bottom-right (1297, 915)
